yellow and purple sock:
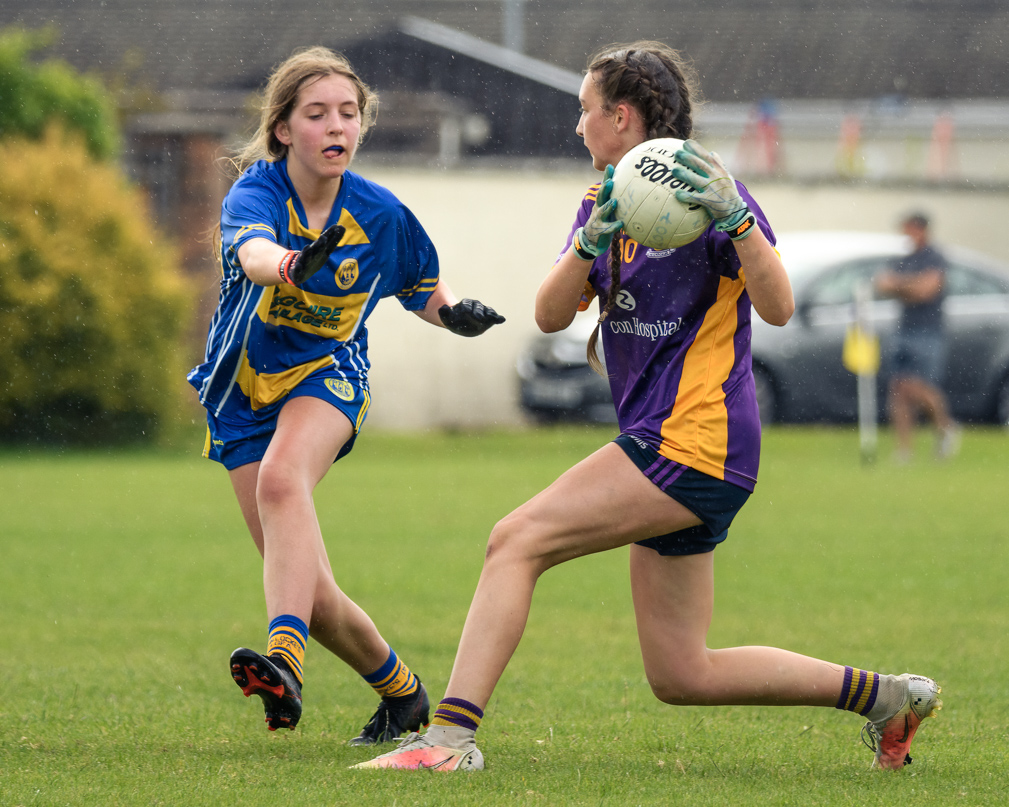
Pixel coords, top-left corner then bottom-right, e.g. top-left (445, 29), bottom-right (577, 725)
top-left (363, 648), bottom-right (420, 700)
top-left (835, 666), bottom-right (879, 715)
top-left (266, 615), bottom-right (308, 685)
top-left (431, 697), bottom-right (483, 732)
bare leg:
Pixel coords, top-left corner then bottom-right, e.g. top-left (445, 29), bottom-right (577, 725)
top-left (888, 378), bottom-right (917, 456)
top-left (629, 546), bottom-right (842, 706)
top-left (442, 442), bottom-right (703, 708)
top-left (441, 442), bottom-right (847, 712)
top-left (227, 396), bottom-right (388, 675)
top-left (899, 376), bottom-right (954, 431)
top-left (890, 375), bottom-right (954, 456)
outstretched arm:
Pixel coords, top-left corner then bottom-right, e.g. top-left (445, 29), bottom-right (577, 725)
top-left (414, 279), bottom-right (458, 326)
top-left (237, 225), bottom-right (346, 287)
top-left (414, 280), bottom-right (506, 336)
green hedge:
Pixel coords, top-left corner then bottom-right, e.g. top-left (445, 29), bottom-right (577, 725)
top-left (0, 128), bottom-right (192, 444)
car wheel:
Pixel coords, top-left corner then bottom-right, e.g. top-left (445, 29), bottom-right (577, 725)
top-left (996, 373), bottom-right (1009, 427)
top-left (753, 365), bottom-right (777, 426)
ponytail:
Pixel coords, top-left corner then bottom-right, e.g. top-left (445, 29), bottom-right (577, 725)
top-left (586, 237), bottom-right (623, 376)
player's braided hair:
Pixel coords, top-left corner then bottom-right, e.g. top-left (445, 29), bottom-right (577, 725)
top-left (588, 41), bottom-right (699, 141)
top-left (586, 237), bottom-right (624, 375)
top-left (584, 42), bottom-right (700, 375)
top-left (231, 46), bottom-right (378, 176)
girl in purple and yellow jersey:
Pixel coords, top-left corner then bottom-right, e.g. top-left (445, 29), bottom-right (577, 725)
top-left (187, 46), bottom-right (503, 744)
top-left (359, 41), bottom-right (939, 773)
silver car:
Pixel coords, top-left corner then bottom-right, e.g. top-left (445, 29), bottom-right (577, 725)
top-left (517, 231), bottom-right (1009, 425)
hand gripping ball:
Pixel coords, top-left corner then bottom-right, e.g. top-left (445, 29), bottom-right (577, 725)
top-left (611, 138), bottom-right (712, 250)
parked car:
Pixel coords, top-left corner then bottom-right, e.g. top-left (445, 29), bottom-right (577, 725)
top-left (517, 231), bottom-right (1009, 425)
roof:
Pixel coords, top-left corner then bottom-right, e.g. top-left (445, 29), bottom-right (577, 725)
top-left (2, 0), bottom-right (1008, 102)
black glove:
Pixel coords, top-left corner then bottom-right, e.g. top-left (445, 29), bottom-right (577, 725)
top-left (438, 298), bottom-right (506, 337)
top-left (278, 224), bottom-right (346, 285)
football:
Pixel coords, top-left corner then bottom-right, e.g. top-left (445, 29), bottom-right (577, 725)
top-left (611, 138), bottom-right (712, 249)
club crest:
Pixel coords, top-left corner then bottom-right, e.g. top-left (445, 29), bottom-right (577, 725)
top-left (325, 378), bottom-right (355, 401)
top-left (335, 258), bottom-right (359, 290)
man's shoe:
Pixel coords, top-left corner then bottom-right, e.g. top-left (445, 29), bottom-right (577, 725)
top-left (230, 647), bottom-right (302, 731)
top-left (348, 681), bottom-right (430, 746)
top-left (861, 673), bottom-right (942, 769)
top-left (351, 731), bottom-right (484, 771)
top-left (937, 424), bottom-right (962, 460)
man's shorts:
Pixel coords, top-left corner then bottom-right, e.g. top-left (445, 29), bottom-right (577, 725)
top-left (887, 329), bottom-right (947, 386)
top-left (614, 434), bottom-right (751, 556)
top-left (203, 367), bottom-right (370, 471)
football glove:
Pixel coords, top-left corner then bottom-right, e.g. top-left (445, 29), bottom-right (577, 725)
top-left (672, 140), bottom-right (757, 241)
top-left (439, 298), bottom-right (506, 337)
top-left (573, 164), bottom-right (624, 260)
top-left (277, 224), bottom-right (346, 285)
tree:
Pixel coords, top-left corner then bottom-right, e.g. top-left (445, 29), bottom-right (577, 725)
top-left (0, 26), bottom-right (119, 160)
top-left (0, 127), bottom-right (192, 444)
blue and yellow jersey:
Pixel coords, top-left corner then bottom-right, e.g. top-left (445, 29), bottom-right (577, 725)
top-left (188, 159), bottom-right (440, 417)
top-left (558, 182), bottom-right (772, 491)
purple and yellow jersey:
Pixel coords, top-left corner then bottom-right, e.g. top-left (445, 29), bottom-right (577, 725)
top-left (560, 182), bottom-right (772, 491)
top-left (188, 159), bottom-right (440, 417)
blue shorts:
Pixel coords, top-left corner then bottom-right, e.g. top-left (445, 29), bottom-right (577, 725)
top-left (203, 367), bottom-right (369, 471)
top-left (614, 434), bottom-right (751, 556)
top-left (887, 330), bottom-right (947, 386)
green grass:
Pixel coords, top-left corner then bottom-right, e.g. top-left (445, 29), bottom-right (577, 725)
top-left (2, 425), bottom-right (1007, 805)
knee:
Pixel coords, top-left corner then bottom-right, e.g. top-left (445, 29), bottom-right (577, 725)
top-left (484, 511), bottom-right (548, 571)
top-left (649, 679), bottom-right (697, 706)
top-left (484, 511), bottom-right (527, 560)
top-left (645, 658), bottom-right (711, 706)
top-left (255, 459), bottom-right (305, 511)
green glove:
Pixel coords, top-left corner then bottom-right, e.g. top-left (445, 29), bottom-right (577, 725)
top-left (672, 140), bottom-right (756, 241)
top-left (573, 164), bottom-right (624, 260)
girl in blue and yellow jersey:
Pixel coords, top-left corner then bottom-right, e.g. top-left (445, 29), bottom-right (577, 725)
top-left (188, 47), bottom-right (503, 743)
top-left (360, 42), bottom-right (939, 773)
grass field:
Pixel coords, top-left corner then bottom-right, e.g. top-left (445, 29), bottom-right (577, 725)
top-left (2, 425), bottom-right (1007, 806)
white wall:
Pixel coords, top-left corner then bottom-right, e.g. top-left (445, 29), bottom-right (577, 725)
top-left (356, 164), bottom-right (1006, 430)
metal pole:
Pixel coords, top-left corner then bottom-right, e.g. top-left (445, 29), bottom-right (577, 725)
top-left (502, 0), bottom-right (526, 53)
top-left (854, 279), bottom-right (878, 463)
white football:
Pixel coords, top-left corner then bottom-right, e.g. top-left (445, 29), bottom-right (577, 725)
top-left (611, 138), bottom-right (711, 249)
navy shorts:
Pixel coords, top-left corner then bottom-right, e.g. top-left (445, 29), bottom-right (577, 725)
top-left (203, 368), bottom-right (368, 471)
top-left (614, 434), bottom-right (751, 556)
top-left (887, 330), bottom-right (947, 386)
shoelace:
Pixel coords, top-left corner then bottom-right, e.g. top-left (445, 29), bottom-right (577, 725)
top-left (370, 731), bottom-right (428, 761)
top-left (860, 721), bottom-right (880, 753)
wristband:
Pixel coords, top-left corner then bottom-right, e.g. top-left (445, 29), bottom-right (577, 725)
top-left (277, 250), bottom-right (300, 285)
top-left (722, 212), bottom-right (757, 242)
top-left (572, 229), bottom-right (597, 261)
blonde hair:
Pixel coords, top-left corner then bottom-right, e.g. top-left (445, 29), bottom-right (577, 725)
top-left (232, 46), bottom-right (378, 175)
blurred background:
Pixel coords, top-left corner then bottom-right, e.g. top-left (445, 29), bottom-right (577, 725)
top-left (2, 0), bottom-right (1007, 441)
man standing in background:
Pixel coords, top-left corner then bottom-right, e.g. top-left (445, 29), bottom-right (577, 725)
top-left (875, 212), bottom-right (960, 462)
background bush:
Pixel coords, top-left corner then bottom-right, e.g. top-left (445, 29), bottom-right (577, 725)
top-left (0, 127), bottom-right (192, 444)
top-left (0, 26), bottom-right (119, 159)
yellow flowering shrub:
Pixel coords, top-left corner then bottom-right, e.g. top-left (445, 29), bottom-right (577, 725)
top-left (0, 127), bottom-right (192, 443)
